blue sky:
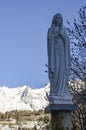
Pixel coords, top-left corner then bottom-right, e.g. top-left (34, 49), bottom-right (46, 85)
top-left (0, 0), bottom-right (85, 88)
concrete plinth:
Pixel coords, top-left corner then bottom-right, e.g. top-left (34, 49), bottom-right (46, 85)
top-left (45, 104), bottom-right (76, 113)
top-left (45, 104), bottom-right (76, 130)
top-left (51, 111), bottom-right (73, 130)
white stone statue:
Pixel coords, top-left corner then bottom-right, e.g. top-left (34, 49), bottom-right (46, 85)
top-left (47, 13), bottom-right (73, 104)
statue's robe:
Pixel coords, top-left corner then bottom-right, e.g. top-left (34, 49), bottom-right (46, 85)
top-left (47, 27), bottom-right (70, 96)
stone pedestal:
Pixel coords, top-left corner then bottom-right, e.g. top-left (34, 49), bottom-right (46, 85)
top-left (45, 104), bottom-right (76, 130)
top-left (51, 111), bottom-right (72, 130)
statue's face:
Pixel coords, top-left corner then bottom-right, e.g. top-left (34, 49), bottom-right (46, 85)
top-left (55, 15), bottom-right (62, 25)
top-left (52, 14), bottom-right (62, 27)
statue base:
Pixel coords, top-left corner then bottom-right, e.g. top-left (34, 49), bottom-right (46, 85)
top-left (45, 93), bottom-right (76, 113)
top-left (48, 93), bottom-right (73, 104)
top-left (45, 94), bottom-right (76, 130)
top-left (45, 104), bottom-right (76, 113)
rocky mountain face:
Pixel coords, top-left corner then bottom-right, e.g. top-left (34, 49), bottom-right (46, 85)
top-left (0, 84), bottom-right (50, 130)
top-left (0, 84), bottom-right (50, 113)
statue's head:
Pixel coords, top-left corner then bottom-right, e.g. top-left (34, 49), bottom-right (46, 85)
top-left (52, 13), bottom-right (63, 27)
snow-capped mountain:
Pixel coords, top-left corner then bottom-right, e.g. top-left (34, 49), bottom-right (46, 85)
top-left (0, 84), bottom-right (50, 113)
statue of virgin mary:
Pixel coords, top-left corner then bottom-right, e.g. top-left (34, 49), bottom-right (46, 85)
top-left (47, 13), bottom-right (72, 103)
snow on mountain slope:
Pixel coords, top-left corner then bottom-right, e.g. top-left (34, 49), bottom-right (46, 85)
top-left (0, 84), bottom-right (50, 113)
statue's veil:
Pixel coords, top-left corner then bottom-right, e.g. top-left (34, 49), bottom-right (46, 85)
top-left (51, 13), bottom-right (63, 28)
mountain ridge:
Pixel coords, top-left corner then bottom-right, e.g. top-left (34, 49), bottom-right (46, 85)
top-left (0, 84), bottom-right (50, 113)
